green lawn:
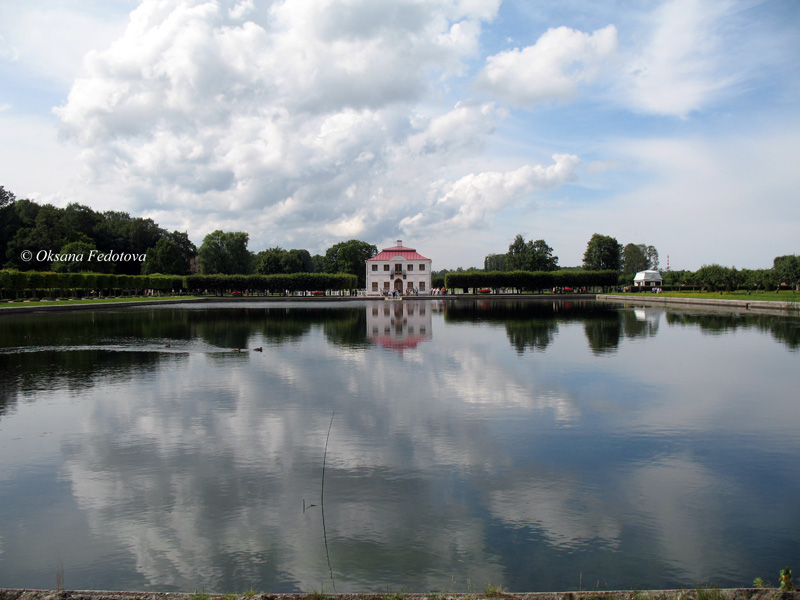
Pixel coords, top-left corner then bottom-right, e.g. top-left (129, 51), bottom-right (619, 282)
top-left (604, 290), bottom-right (800, 302)
top-left (0, 295), bottom-right (204, 308)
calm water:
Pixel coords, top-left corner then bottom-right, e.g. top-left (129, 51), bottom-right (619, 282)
top-left (0, 299), bottom-right (798, 593)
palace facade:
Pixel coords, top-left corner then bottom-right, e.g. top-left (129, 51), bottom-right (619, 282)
top-left (366, 241), bottom-right (431, 295)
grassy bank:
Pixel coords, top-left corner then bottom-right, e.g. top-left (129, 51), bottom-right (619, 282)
top-left (0, 295), bottom-right (204, 308)
top-left (604, 290), bottom-right (800, 303)
top-left (0, 588), bottom-right (797, 600)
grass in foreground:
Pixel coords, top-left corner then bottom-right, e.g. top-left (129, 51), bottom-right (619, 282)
top-left (0, 295), bottom-right (204, 308)
top-left (603, 290), bottom-right (800, 303)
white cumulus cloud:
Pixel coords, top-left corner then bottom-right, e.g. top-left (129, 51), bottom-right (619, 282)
top-left (52, 0), bottom-right (538, 252)
top-left (400, 153), bottom-right (579, 234)
top-left (477, 24), bottom-right (618, 106)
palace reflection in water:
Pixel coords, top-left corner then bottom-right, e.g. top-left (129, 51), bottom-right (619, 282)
top-left (0, 300), bottom-right (798, 594)
top-left (367, 300), bottom-right (434, 352)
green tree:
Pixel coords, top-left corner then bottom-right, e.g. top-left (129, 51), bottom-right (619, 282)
top-left (63, 203), bottom-right (102, 241)
top-left (662, 269), bottom-right (695, 289)
top-left (504, 235), bottom-right (558, 271)
top-left (93, 211), bottom-right (170, 275)
top-left (4, 203), bottom-right (67, 270)
top-left (142, 238), bottom-right (188, 275)
top-left (94, 211), bottom-right (133, 255)
top-left (645, 245), bottom-right (659, 270)
top-left (583, 233), bottom-right (622, 271)
top-left (0, 188), bottom-right (20, 266)
top-left (529, 239), bottom-right (558, 271)
top-left (254, 247), bottom-right (287, 275)
top-left (740, 268), bottom-right (772, 291)
top-left (125, 218), bottom-right (163, 270)
top-left (484, 253), bottom-right (506, 271)
top-left (284, 248), bottom-right (313, 273)
top-left (0, 185), bottom-right (15, 208)
top-left (696, 264), bottom-right (740, 291)
top-left (621, 243), bottom-right (649, 275)
top-left (51, 238), bottom-right (102, 273)
top-left (164, 230), bottom-right (197, 273)
top-left (323, 239), bottom-right (377, 287)
top-left (506, 234), bottom-right (528, 271)
top-left (773, 255), bottom-right (800, 291)
top-left (198, 230), bottom-right (252, 275)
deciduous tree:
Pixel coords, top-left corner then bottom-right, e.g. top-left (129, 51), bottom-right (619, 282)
top-left (583, 233), bottom-right (622, 271)
top-left (143, 238), bottom-right (188, 275)
top-left (484, 253), bottom-right (506, 271)
top-left (529, 239), bottom-right (558, 271)
top-left (622, 243), bottom-right (648, 275)
top-left (773, 255), bottom-right (800, 291)
top-left (198, 230), bottom-right (252, 275)
top-left (323, 239), bottom-right (377, 287)
top-left (505, 234), bottom-right (558, 271)
top-left (506, 234), bottom-right (528, 271)
top-left (254, 247), bottom-right (286, 275)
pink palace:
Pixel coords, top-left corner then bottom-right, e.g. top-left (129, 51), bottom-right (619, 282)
top-left (365, 241), bottom-right (432, 295)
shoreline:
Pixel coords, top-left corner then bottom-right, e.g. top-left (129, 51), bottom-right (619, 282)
top-left (0, 589), bottom-right (796, 600)
top-left (595, 294), bottom-right (800, 314)
top-left (0, 294), bottom-right (594, 315)
top-left (0, 293), bottom-right (797, 315)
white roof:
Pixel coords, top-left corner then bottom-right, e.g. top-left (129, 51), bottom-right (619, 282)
top-left (633, 270), bottom-right (663, 282)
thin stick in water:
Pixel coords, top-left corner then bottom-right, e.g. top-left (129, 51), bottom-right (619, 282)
top-left (321, 411), bottom-right (335, 592)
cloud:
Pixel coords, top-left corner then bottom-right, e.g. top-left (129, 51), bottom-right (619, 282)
top-left (0, 34), bottom-right (20, 61)
top-left (619, 0), bottom-right (735, 117)
top-left (400, 154), bottom-right (579, 234)
top-left (51, 0), bottom-right (543, 252)
top-left (489, 476), bottom-right (622, 549)
top-left (477, 24), bottom-right (618, 106)
top-left (476, 0), bottom-right (750, 118)
top-left (0, 5), bottom-right (126, 86)
top-left (552, 124), bottom-right (800, 270)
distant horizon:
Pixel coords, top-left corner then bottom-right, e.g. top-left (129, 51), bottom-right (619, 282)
top-left (0, 190), bottom-right (787, 275)
top-left (1, 1), bottom-right (798, 272)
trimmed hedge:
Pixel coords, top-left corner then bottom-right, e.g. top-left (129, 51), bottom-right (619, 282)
top-left (185, 272), bottom-right (357, 295)
top-left (0, 270), bottom-right (186, 299)
top-left (444, 270), bottom-right (618, 293)
top-left (0, 270), bottom-right (359, 300)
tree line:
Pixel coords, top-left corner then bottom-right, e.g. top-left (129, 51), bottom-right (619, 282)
top-left (483, 232), bottom-right (799, 291)
top-left (1, 186), bottom-right (196, 275)
top-left (0, 186), bottom-right (377, 286)
top-left (3, 186), bottom-right (797, 292)
top-left (484, 233), bottom-right (659, 275)
top-left (0, 270), bottom-right (358, 300)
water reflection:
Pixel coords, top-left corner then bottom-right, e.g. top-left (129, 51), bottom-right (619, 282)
top-left (666, 309), bottom-right (800, 349)
top-left (0, 300), bottom-right (798, 594)
top-left (367, 301), bottom-right (432, 352)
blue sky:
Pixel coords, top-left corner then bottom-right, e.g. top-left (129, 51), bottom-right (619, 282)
top-left (1, 0), bottom-right (798, 270)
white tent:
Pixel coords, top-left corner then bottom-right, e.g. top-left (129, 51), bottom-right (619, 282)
top-left (633, 270), bottom-right (663, 287)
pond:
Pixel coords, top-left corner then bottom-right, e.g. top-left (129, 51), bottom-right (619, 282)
top-left (0, 299), bottom-right (798, 594)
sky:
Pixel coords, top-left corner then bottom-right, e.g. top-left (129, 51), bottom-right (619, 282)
top-left (0, 0), bottom-right (798, 271)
